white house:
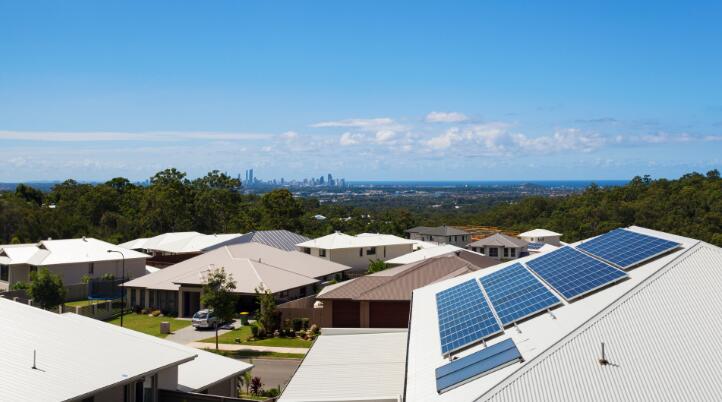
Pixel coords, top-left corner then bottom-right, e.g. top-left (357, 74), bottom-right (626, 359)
top-left (296, 232), bottom-right (416, 274)
top-left (0, 238), bottom-right (148, 291)
top-left (0, 296), bottom-right (251, 402)
top-left (466, 233), bottom-right (528, 260)
top-left (404, 226), bottom-right (722, 401)
top-left (119, 232), bottom-right (243, 268)
top-left (518, 228), bottom-right (562, 246)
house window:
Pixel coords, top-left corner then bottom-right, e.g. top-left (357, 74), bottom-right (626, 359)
top-left (489, 248), bottom-right (498, 257)
top-left (300, 286), bottom-right (307, 297)
top-left (302, 247), bottom-right (311, 254)
top-left (503, 248), bottom-right (509, 257)
top-left (319, 249), bottom-right (327, 257)
top-left (88, 263), bottom-right (94, 275)
top-left (510, 248), bottom-right (516, 257)
top-left (359, 248), bottom-right (364, 257)
top-left (0, 265), bottom-right (8, 282)
top-left (366, 247), bottom-right (376, 255)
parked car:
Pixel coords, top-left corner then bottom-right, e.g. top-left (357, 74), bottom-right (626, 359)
top-left (192, 309), bottom-right (219, 329)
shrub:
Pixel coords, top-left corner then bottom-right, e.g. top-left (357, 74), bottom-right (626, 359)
top-left (301, 318), bottom-right (310, 330)
top-left (263, 387), bottom-right (280, 397)
top-left (250, 376), bottom-right (263, 396)
top-left (309, 324), bottom-right (319, 335)
top-left (133, 305), bottom-right (143, 314)
top-left (141, 308), bottom-right (149, 315)
top-left (250, 325), bottom-right (259, 338)
top-left (292, 318), bottom-right (303, 332)
top-left (257, 326), bottom-right (267, 339)
top-left (151, 309), bottom-right (161, 317)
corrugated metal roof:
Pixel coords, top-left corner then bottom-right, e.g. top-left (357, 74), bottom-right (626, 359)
top-left (0, 238), bottom-right (148, 266)
top-left (317, 255), bottom-right (487, 301)
top-left (119, 232), bottom-right (243, 254)
top-left (205, 230), bottom-right (311, 252)
top-left (517, 229), bottom-right (562, 238)
top-left (404, 226), bottom-right (703, 402)
top-left (296, 232), bottom-right (416, 250)
top-left (481, 242), bottom-right (722, 402)
top-left (406, 226), bottom-right (470, 236)
top-left (280, 329), bottom-right (407, 402)
top-left (0, 298), bottom-right (194, 402)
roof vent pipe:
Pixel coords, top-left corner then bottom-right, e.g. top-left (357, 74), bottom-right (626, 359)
top-left (32, 350), bottom-right (37, 370)
top-left (599, 342), bottom-right (609, 365)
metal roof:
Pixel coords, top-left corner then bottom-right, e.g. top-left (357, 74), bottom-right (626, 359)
top-left (296, 232), bottom-right (416, 250)
top-left (517, 229), bottom-right (562, 238)
top-left (119, 232), bottom-right (243, 254)
top-left (280, 328), bottom-right (407, 402)
top-left (0, 238), bottom-right (148, 266)
top-left (405, 227), bottom-right (703, 402)
top-left (406, 226), bottom-right (471, 236)
top-left (124, 242), bottom-right (350, 293)
top-left (467, 233), bottom-right (528, 248)
top-left (317, 255), bottom-right (487, 301)
top-left (205, 230), bottom-right (311, 252)
top-left (0, 298), bottom-right (194, 402)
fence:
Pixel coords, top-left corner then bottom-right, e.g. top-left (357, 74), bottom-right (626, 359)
top-left (158, 389), bottom-right (270, 402)
top-left (65, 283), bottom-right (89, 301)
top-left (64, 298), bottom-right (124, 320)
top-left (277, 295), bottom-right (326, 327)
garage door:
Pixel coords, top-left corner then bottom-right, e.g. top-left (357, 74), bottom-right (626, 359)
top-left (332, 300), bottom-right (360, 327)
top-left (369, 301), bottom-right (410, 328)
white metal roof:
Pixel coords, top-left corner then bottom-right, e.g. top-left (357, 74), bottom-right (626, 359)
top-left (405, 227), bottom-right (702, 402)
top-left (481, 241), bottom-right (722, 402)
top-left (280, 328), bottom-right (408, 402)
top-left (0, 238), bottom-right (148, 266)
top-left (296, 232), bottom-right (416, 250)
top-left (59, 313), bottom-right (252, 393)
top-left (119, 232), bottom-right (243, 254)
top-left (0, 298), bottom-right (194, 402)
top-left (517, 229), bottom-right (562, 238)
top-left (386, 244), bottom-right (466, 265)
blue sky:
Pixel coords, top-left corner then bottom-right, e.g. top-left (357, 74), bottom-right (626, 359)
top-left (1, 1), bottom-right (721, 181)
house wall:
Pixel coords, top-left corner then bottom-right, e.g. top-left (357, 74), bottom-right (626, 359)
top-left (408, 233), bottom-right (470, 247)
top-left (325, 299), bottom-right (411, 328)
top-left (45, 258), bottom-right (146, 285)
top-left (521, 235), bottom-right (561, 246)
top-left (469, 245), bottom-right (527, 261)
top-left (323, 244), bottom-right (414, 273)
top-left (86, 383), bottom-right (125, 402)
top-left (203, 378), bottom-right (236, 397)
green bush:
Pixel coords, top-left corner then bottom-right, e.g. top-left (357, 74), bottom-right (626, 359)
top-left (292, 318), bottom-right (303, 332)
top-left (301, 318), bottom-right (310, 330)
top-left (250, 325), bottom-right (259, 338)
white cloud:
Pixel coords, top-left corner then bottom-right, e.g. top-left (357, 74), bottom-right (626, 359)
top-left (375, 130), bottom-right (396, 143)
top-left (425, 111), bottom-right (469, 123)
top-left (311, 118), bottom-right (395, 129)
top-left (426, 128), bottom-right (461, 149)
top-left (280, 131), bottom-right (299, 140)
top-left (339, 132), bottom-right (364, 146)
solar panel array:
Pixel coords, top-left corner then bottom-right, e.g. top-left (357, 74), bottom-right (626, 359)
top-left (480, 263), bottom-right (562, 326)
top-left (526, 246), bottom-right (627, 301)
top-left (436, 338), bottom-right (523, 394)
top-left (577, 228), bottom-right (680, 269)
top-left (436, 279), bottom-right (502, 355)
top-left (526, 242), bottom-right (545, 250)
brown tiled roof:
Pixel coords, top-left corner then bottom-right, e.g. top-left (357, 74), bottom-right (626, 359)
top-left (317, 255), bottom-right (498, 302)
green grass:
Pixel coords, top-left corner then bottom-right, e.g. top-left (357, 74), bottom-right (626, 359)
top-left (107, 313), bottom-right (191, 338)
top-left (65, 299), bottom-right (106, 307)
top-left (199, 325), bottom-right (313, 348)
top-left (213, 349), bottom-right (306, 360)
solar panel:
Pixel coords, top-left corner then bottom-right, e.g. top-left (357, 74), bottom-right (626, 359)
top-left (527, 242), bottom-right (545, 250)
top-left (526, 246), bottom-right (627, 301)
top-left (435, 338), bottom-right (523, 394)
top-left (577, 228), bottom-right (680, 269)
top-left (436, 279), bottom-right (502, 355)
top-left (480, 263), bottom-right (562, 326)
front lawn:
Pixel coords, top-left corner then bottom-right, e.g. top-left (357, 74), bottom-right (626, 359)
top-left (107, 313), bottom-right (191, 338)
top-left (65, 299), bottom-right (106, 307)
top-left (199, 325), bottom-right (313, 348)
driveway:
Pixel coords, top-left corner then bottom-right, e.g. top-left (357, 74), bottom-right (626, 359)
top-left (238, 358), bottom-right (301, 391)
top-left (165, 319), bottom-right (239, 344)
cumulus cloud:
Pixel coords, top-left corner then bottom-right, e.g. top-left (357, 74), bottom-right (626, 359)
top-left (280, 131), bottom-right (299, 140)
top-left (339, 132), bottom-right (364, 146)
top-left (375, 130), bottom-right (397, 143)
top-left (311, 118), bottom-right (396, 129)
top-left (425, 111), bottom-right (469, 123)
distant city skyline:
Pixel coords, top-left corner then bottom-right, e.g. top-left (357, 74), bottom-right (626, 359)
top-left (1, 2), bottom-right (720, 181)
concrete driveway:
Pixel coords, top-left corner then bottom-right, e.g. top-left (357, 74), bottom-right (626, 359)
top-left (238, 358), bottom-right (301, 391)
top-left (165, 319), bottom-right (239, 344)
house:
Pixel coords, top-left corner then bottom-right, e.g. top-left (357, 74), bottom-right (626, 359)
top-left (279, 328), bottom-right (407, 402)
top-left (296, 232), bottom-right (416, 274)
top-left (0, 237), bottom-right (148, 291)
top-left (202, 229), bottom-right (311, 252)
top-left (315, 254), bottom-right (494, 328)
top-left (466, 233), bottom-right (528, 260)
top-left (385, 244), bottom-right (495, 266)
top-left (404, 226), bottom-right (722, 401)
top-left (0, 296), bottom-right (251, 402)
top-left (405, 225), bottom-right (471, 247)
top-left (518, 228), bottom-right (562, 246)
top-left (124, 242), bottom-right (350, 317)
top-left (119, 232), bottom-right (243, 268)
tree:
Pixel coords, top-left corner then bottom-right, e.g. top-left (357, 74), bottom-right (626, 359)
top-left (255, 285), bottom-right (277, 333)
top-left (367, 259), bottom-right (388, 274)
top-left (250, 376), bottom-right (263, 396)
top-left (201, 267), bottom-right (237, 350)
top-left (28, 268), bottom-right (66, 310)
